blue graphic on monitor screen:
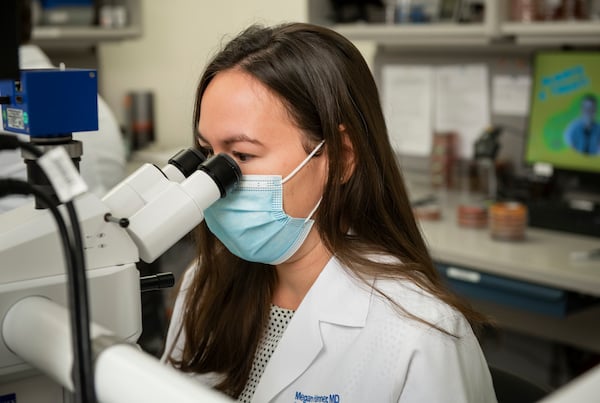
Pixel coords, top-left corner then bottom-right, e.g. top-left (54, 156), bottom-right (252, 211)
top-left (539, 65), bottom-right (590, 101)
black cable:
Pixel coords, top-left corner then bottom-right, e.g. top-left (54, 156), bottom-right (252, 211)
top-left (65, 201), bottom-right (97, 403)
top-left (0, 134), bottom-right (20, 150)
top-left (0, 135), bottom-right (96, 403)
top-left (0, 179), bottom-right (81, 386)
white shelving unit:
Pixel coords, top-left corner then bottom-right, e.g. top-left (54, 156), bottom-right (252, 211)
top-left (308, 0), bottom-right (600, 49)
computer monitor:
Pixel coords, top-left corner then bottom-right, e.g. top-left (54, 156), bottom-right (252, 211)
top-left (525, 51), bottom-right (600, 174)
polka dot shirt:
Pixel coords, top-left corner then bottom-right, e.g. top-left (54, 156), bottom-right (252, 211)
top-left (238, 305), bottom-right (294, 402)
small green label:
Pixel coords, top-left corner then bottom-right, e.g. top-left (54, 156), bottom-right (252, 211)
top-left (23, 112), bottom-right (29, 124)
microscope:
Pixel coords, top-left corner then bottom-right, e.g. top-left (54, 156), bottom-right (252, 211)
top-left (0, 2), bottom-right (237, 401)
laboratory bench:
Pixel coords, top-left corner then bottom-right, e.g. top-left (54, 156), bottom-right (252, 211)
top-left (411, 187), bottom-right (600, 354)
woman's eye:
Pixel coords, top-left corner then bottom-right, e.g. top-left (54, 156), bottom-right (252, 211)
top-left (232, 151), bottom-right (253, 162)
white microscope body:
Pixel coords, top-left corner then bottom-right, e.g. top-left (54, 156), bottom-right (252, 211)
top-left (0, 152), bottom-right (239, 403)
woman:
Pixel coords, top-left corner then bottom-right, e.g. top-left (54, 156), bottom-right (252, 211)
top-left (163, 22), bottom-right (497, 403)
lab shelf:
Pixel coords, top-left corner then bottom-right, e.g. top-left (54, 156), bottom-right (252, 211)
top-left (32, 26), bottom-right (141, 48)
top-left (501, 21), bottom-right (600, 46)
top-left (501, 20), bottom-right (600, 36)
top-left (332, 23), bottom-right (491, 47)
top-left (327, 21), bottom-right (600, 48)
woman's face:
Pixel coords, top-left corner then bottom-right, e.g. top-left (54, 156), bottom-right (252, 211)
top-left (197, 68), bottom-right (328, 219)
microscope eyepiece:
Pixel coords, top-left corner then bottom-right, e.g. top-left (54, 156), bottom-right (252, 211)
top-left (198, 153), bottom-right (241, 198)
top-left (167, 148), bottom-right (207, 178)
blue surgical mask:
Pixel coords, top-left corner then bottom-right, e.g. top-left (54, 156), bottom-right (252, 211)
top-left (204, 141), bottom-right (325, 265)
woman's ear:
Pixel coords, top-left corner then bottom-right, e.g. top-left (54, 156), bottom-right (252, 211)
top-left (338, 124), bottom-right (356, 184)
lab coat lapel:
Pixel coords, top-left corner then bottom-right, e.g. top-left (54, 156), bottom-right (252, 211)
top-left (251, 257), bottom-right (371, 403)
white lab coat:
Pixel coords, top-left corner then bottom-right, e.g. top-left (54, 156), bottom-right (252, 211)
top-left (163, 256), bottom-right (497, 403)
top-left (0, 45), bottom-right (126, 213)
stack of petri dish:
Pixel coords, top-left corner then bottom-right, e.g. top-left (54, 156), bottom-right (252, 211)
top-left (457, 203), bottom-right (488, 228)
top-left (489, 202), bottom-right (528, 241)
top-left (413, 204), bottom-right (442, 221)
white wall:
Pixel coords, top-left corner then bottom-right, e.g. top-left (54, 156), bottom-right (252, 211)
top-left (98, 0), bottom-right (308, 149)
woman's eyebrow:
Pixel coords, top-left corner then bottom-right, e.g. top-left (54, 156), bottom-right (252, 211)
top-left (222, 134), bottom-right (264, 147)
top-left (197, 132), bottom-right (264, 147)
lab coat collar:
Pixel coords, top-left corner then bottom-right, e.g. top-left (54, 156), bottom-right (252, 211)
top-left (251, 256), bottom-right (372, 402)
top-left (306, 255), bottom-right (372, 327)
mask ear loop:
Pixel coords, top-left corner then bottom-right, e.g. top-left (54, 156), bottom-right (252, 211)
top-left (282, 140), bottom-right (325, 184)
top-left (304, 198), bottom-right (322, 223)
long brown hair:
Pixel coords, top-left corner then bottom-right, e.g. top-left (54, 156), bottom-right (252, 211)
top-left (167, 22), bottom-right (486, 398)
